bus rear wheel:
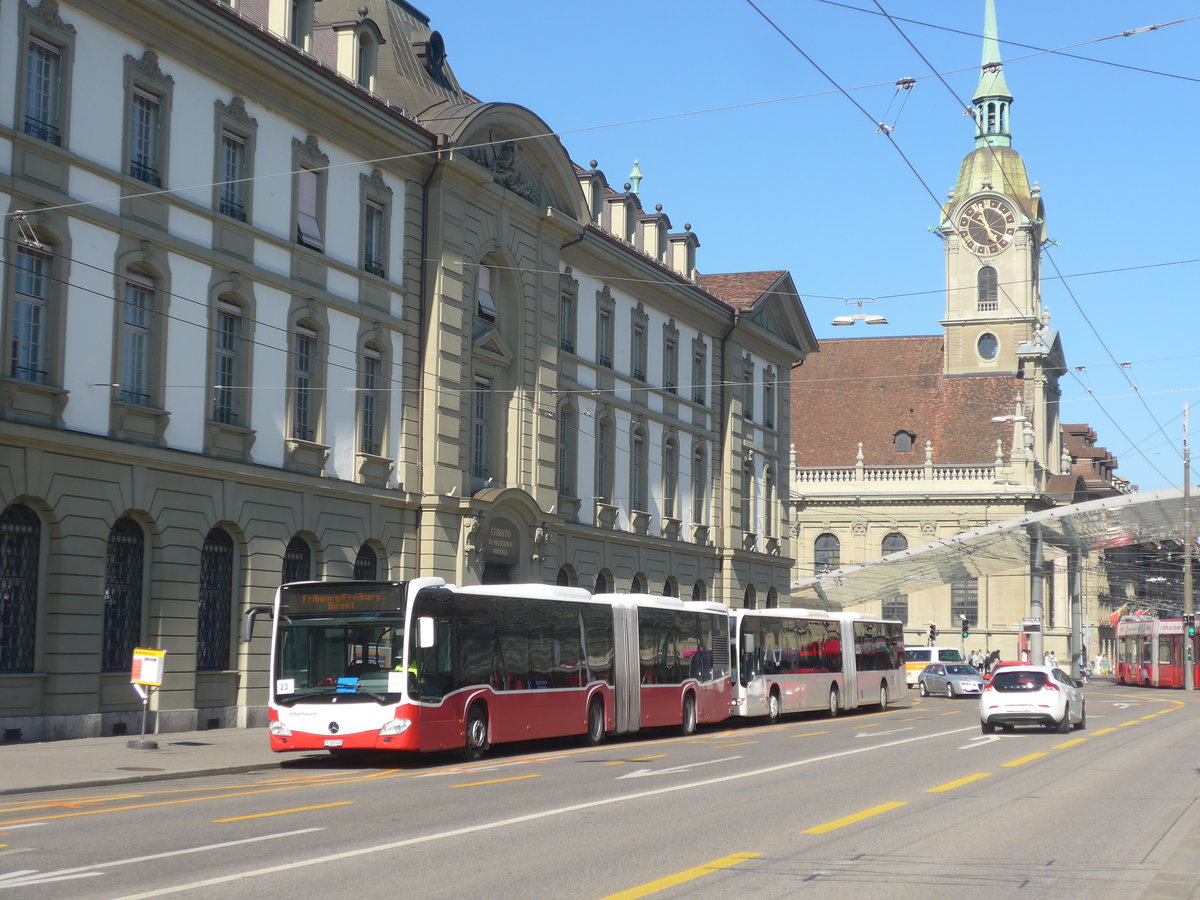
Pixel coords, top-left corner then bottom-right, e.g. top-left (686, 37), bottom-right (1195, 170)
top-left (827, 686), bottom-right (840, 718)
top-left (585, 697), bottom-right (605, 745)
top-left (462, 703), bottom-right (490, 761)
top-left (879, 682), bottom-right (889, 708)
top-left (680, 693), bottom-right (697, 736)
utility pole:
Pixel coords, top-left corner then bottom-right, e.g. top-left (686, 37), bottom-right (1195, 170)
top-left (1184, 404), bottom-right (1193, 691)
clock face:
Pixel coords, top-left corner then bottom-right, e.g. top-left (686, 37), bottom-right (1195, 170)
top-left (957, 197), bottom-right (1017, 255)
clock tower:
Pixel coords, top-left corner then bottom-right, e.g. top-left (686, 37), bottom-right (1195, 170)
top-left (940, 0), bottom-right (1048, 378)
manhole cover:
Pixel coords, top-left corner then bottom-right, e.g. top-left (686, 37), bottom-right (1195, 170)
top-left (116, 766), bottom-right (166, 772)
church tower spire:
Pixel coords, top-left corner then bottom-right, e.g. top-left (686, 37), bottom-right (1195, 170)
top-left (973, 0), bottom-right (1013, 149)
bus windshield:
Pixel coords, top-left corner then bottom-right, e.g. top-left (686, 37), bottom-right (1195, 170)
top-left (274, 614), bottom-right (406, 703)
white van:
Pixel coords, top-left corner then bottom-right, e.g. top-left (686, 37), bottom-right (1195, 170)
top-left (905, 645), bottom-right (966, 687)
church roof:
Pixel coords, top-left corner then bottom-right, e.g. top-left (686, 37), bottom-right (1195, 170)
top-left (790, 335), bottom-right (1021, 467)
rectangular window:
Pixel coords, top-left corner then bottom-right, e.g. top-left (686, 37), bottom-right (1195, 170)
top-left (597, 420), bottom-right (612, 504)
top-left (360, 349), bottom-right (382, 455)
top-left (296, 168), bottom-right (324, 250)
top-left (119, 274), bottom-right (153, 406)
top-left (11, 246), bottom-right (50, 384)
top-left (477, 266), bottom-right (497, 320)
top-left (743, 361), bottom-right (755, 420)
top-left (691, 350), bottom-right (706, 406)
top-left (559, 292), bottom-right (575, 353)
top-left (471, 376), bottom-right (490, 479)
top-left (213, 303), bottom-right (241, 424)
top-left (632, 322), bottom-right (646, 382)
top-left (950, 579), bottom-right (979, 627)
top-left (663, 448), bottom-right (677, 519)
top-left (292, 327), bottom-right (317, 441)
top-left (557, 408), bottom-right (574, 496)
top-left (363, 201), bottom-right (386, 277)
top-left (129, 90), bottom-right (162, 186)
top-left (763, 371), bottom-right (776, 429)
top-left (24, 39), bottom-right (61, 145)
top-left (219, 132), bottom-right (247, 221)
top-left (663, 337), bottom-right (677, 394)
top-left (632, 433), bottom-right (646, 510)
top-left (598, 309), bottom-right (612, 368)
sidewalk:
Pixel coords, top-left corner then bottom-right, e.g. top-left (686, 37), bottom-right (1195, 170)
top-left (0, 727), bottom-right (289, 796)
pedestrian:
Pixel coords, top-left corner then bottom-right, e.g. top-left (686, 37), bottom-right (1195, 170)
top-left (1043, 651), bottom-right (1052, 667)
top-left (1048, 650), bottom-right (1057, 669)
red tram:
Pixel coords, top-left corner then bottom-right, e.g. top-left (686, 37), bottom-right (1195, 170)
top-left (1114, 615), bottom-right (1198, 688)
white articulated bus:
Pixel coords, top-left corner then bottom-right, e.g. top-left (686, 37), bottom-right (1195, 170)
top-left (729, 608), bottom-right (905, 721)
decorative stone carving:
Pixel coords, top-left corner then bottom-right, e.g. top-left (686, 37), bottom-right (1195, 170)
top-left (28, 0), bottom-right (75, 33)
top-left (126, 50), bottom-right (173, 84)
top-left (462, 130), bottom-right (544, 207)
top-left (852, 522), bottom-right (868, 536)
top-left (920, 520), bottom-right (937, 537)
top-left (216, 95), bottom-right (256, 126)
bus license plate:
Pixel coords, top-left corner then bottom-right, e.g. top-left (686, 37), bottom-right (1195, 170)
top-left (324, 739), bottom-right (343, 748)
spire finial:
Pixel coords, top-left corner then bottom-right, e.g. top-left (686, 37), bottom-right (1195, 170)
top-left (629, 159), bottom-right (643, 196)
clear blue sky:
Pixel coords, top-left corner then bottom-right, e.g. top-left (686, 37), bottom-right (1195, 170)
top-left (422, 0), bottom-right (1199, 493)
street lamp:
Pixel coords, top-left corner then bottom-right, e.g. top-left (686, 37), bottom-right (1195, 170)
top-left (832, 299), bottom-right (888, 326)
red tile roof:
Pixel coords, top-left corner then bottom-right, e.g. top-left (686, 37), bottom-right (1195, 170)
top-left (698, 271), bottom-right (788, 308)
top-left (790, 336), bottom-right (1022, 466)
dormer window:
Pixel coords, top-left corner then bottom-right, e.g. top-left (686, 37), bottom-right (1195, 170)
top-left (894, 430), bottom-right (915, 453)
top-left (357, 31), bottom-right (378, 90)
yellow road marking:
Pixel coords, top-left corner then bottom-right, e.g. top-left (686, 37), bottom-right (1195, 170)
top-left (927, 773), bottom-right (991, 793)
top-left (1001, 753), bottom-right (1047, 768)
top-left (1119, 720), bottom-right (1139, 727)
top-left (899, 717), bottom-right (925, 722)
top-left (1140, 714), bottom-right (1159, 720)
top-left (1053, 738), bottom-right (1086, 749)
top-left (939, 710), bottom-right (960, 717)
top-left (604, 755), bottom-right (667, 766)
top-left (713, 741), bottom-right (758, 748)
top-left (791, 731), bottom-right (829, 738)
top-left (601, 852), bottom-right (761, 899)
top-left (803, 801), bottom-right (907, 834)
top-left (212, 801), bottom-right (352, 822)
top-left (451, 774), bottom-right (540, 788)
top-left (1091, 727), bottom-right (1116, 735)
top-left (855, 722), bottom-right (880, 729)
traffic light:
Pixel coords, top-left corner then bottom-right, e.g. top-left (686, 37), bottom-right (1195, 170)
top-left (1189, 615), bottom-right (1196, 637)
top-left (928, 623), bottom-right (937, 643)
top-left (961, 615), bottom-right (970, 639)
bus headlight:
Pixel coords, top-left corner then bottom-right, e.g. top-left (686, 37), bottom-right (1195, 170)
top-left (379, 718), bottom-right (412, 736)
top-left (269, 720), bottom-right (292, 737)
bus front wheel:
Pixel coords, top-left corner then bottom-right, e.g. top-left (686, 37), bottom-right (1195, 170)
top-left (827, 686), bottom-right (840, 718)
top-left (879, 681), bottom-right (889, 708)
top-left (767, 689), bottom-right (782, 723)
top-left (680, 693), bottom-right (697, 736)
top-left (462, 703), bottom-right (490, 761)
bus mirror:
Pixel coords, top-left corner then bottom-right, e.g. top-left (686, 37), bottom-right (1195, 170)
top-left (418, 616), bottom-right (435, 649)
top-left (742, 633), bottom-right (756, 652)
top-left (240, 606), bottom-right (272, 643)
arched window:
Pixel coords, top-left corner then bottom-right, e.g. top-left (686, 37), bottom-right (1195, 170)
top-left (595, 570), bottom-right (611, 594)
top-left (197, 528), bottom-right (234, 671)
top-left (894, 431), bottom-right (915, 453)
top-left (663, 577), bottom-right (678, 598)
top-left (102, 517), bottom-right (144, 671)
top-left (766, 587), bottom-right (778, 609)
top-left (814, 533), bottom-right (840, 574)
top-left (743, 585), bottom-right (757, 610)
top-left (977, 266), bottom-right (998, 311)
top-left (556, 566), bottom-right (575, 587)
top-left (631, 573), bottom-right (646, 593)
top-left (283, 535), bottom-right (311, 584)
top-left (0, 504), bottom-right (40, 672)
top-left (353, 543), bottom-right (377, 580)
top-left (882, 532), bottom-right (908, 556)
top-left (691, 581), bottom-right (706, 602)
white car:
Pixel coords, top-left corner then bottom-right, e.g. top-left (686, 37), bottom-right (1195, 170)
top-left (979, 665), bottom-right (1085, 734)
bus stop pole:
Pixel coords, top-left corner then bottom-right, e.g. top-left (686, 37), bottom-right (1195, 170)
top-left (1028, 524), bottom-right (1045, 664)
top-left (1069, 550), bottom-right (1082, 681)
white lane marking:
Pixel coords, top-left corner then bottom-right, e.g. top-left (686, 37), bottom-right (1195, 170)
top-left (958, 734), bottom-right (1001, 749)
top-left (116, 726), bottom-right (978, 899)
top-left (616, 757), bottom-right (742, 779)
top-left (0, 829), bottom-right (321, 892)
top-left (0, 824), bottom-right (46, 830)
top-left (854, 727), bottom-right (913, 739)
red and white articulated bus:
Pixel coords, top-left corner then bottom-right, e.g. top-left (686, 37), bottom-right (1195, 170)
top-left (251, 580), bottom-right (732, 759)
top-left (1114, 614), bottom-right (1198, 688)
top-left (728, 608), bottom-right (905, 721)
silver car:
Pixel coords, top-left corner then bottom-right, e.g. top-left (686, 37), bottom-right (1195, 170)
top-left (918, 663), bottom-right (984, 698)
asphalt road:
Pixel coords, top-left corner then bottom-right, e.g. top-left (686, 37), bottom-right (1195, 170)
top-left (1, 682), bottom-right (1196, 900)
